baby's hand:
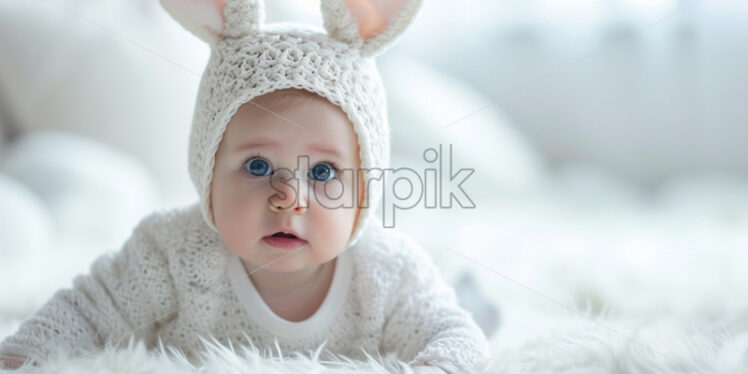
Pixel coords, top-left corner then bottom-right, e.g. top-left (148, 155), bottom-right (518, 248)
top-left (0, 355), bottom-right (28, 370)
top-left (411, 365), bottom-right (447, 374)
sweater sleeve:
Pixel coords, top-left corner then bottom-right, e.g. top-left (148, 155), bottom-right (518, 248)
top-left (0, 214), bottom-right (179, 365)
top-left (379, 234), bottom-right (490, 374)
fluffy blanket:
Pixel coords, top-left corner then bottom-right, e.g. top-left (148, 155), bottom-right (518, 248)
top-left (3, 308), bottom-right (748, 373)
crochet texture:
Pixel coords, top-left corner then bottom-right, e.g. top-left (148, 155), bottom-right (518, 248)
top-left (185, 0), bottom-right (415, 249)
top-left (0, 204), bottom-right (490, 373)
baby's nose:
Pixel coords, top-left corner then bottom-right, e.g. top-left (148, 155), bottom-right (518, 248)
top-left (268, 168), bottom-right (309, 214)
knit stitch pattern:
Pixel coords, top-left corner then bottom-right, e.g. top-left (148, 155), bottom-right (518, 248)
top-left (185, 0), bottom-right (422, 248)
top-left (0, 203), bottom-right (490, 373)
top-left (189, 24), bottom-right (389, 249)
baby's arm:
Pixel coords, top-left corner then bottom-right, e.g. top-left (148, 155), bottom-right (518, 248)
top-left (380, 235), bottom-right (490, 374)
top-left (0, 215), bottom-right (179, 365)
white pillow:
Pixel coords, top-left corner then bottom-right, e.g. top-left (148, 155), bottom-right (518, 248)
top-left (0, 173), bottom-right (53, 260)
top-left (0, 130), bottom-right (158, 253)
top-left (0, 0), bottom-right (206, 207)
top-left (380, 53), bottom-right (545, 199)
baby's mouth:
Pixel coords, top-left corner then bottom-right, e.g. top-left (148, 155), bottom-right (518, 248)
top-left (270, 232), bottom-right (299, 239)
top-left (263, 231), bottom-right (307, 250)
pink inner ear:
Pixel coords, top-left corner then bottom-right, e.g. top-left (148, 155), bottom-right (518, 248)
top-left (161, 0), bottom-right (225, 40)
top-left (205, 0), bottom-right (225, 34)
top-left (345, 0), bottom-right (406, 40)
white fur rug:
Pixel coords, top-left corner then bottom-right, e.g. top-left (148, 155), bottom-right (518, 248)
top-left (3, 310), bottom-right (748, 373)
top-left (491, 315), bottom-right (748, 373)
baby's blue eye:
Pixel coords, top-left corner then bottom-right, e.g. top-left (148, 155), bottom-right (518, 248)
top-left (244, 157), bottom-right (272, 176)
top-left (309, 163), bottom-right (336, 182)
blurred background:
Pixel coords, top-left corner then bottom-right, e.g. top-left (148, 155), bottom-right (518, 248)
top-left (1, 0), bottom-right (748, 359)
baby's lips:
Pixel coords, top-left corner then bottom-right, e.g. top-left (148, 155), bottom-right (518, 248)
top-left (266, 228), bottom-right (306, 241)
top-left (262, 231), bottom-right (309, 251)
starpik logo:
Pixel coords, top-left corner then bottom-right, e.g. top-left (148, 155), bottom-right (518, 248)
top-left (267, 144), bottom-right (475, 228)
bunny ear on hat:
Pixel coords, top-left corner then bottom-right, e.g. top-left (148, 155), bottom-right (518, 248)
top-left (161, 0), bottom-right (421, 54)
top-left (160, 0), bottom-right (264, 45)
top-left (321, 0), bottom-right (423, 57)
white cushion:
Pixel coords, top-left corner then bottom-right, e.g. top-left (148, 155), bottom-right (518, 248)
top-left (0, 0), bottom-right (207, 207)
top-left (380, 54), bottom-right (545, 198)
top-left (0, 130), bottom-right (158, 253)
top-left (0, 173), bottom-right (52, 259)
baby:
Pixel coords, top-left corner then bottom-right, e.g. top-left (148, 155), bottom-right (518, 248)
top-left (0, 0), bottom-right (490, 373)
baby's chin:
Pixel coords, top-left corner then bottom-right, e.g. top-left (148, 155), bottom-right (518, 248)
top-left (241, 242), bottom-right (318, 270)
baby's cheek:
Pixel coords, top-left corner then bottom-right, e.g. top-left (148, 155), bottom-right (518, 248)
top-left (309, 179), bottom-right (358, 256)
top-left (311, 177), bottom-right (356, 209)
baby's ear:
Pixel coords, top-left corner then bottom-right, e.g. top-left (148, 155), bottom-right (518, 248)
top-left (321, 0), bottom-right (423, 57)
top-left (160, 0), bottom-right (264, 45)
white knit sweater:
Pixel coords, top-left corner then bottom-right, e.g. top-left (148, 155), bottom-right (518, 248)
top-left (0, 203), bottom-right (489, 373)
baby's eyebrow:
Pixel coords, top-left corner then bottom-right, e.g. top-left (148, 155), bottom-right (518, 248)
top-left (307, 143), bottom-right (345, 161)
top-left (234, 138), bottom-right (345, 162)
top-left (234, 138), bottom-right (279, 153)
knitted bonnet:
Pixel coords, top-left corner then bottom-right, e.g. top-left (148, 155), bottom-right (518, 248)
top-left (160, 0), bottom-right (422, 248)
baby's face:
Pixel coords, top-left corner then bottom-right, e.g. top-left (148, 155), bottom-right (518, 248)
top-left (211, 91), bottom-right (362, 273)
